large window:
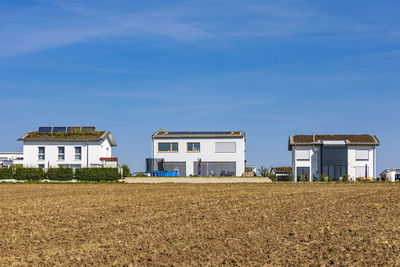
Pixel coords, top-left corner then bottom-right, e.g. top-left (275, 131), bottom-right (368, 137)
top-left (58, 147), bottom-right (65, 160)
top-left (215, 142), bottom-right (236, 153)
top-left (164, 162), bottom-right (186, 176)
top-left (295, 149), bottom-right (310, 161)
top-left (321, 145), bottom-right (348, 180)
top-left (356, 166), bottom-right (369, 178)
top-left (187, 142), bottom-right (200, 152)
top-left (355, 149), bottom-right (369, 161)
top-left (75, 147), bottom-right (82, 160)
top-left (38, 147), bottom-right (45, 160)
top-left (297, 167), bottom-right (310, 181)
top-left (194, 161), bottom-right (236, 176)
top-left (158, 143), bottom-right (178, 152)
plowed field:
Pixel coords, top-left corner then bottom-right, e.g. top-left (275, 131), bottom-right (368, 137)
top-left (0, 183), bottom-right (399, 266)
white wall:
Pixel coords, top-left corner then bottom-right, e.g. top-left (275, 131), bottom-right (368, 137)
top-left (292, 146), bottom-right (319, 181)
top-left (292, 145), bottom-right (377, 181)
top-left (347, 146), bottom-right (376, 179)
top-left (22, 139), bottom-right (113, 168)
top-left (152, 137), bottom-right (245, 176)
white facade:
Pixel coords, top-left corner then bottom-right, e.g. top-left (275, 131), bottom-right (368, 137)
top-left (0, 152), bottom-right (23, 167)
top-left (380, 169), bottom-right (400, 182)
top-left (291, 145), bottom-right (377, 181)
top-left (152, 132), bottom-right (246, 177)
top-left (19, 131), bottom-right (117, 169)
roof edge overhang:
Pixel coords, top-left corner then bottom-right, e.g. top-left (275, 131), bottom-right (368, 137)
top-left (17, 131), bottom-right (117, 145)
top-left (152, 131), bottom-right (245, 139)
top-left (288, 135), bottom-right (380, 151)
top-left (105, 132), bottom-right (117, 146)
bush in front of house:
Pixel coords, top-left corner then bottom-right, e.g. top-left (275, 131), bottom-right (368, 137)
top-left (14, 168), bottom-right (45, 180)
top-left (75, 168), bottom-right (121, 181)
top-left (268, 173), bottom-right (277, 181)
top-left (0, 168), bottom-right (14, 180)
top-left (47, 168), bottom-right (74, 181)
top-left (122, 164), bottom-right (131, 177)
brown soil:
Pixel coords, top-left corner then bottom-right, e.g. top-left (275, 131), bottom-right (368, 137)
top-left (0, 183), bottom-right (399, 266)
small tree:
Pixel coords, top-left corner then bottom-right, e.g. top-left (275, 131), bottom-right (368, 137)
top-left (258, 166), bottom-right (269, 177)
top-left (122, 164), bottom-right (131, 177)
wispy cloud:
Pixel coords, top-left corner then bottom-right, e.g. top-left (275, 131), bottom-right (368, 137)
top-left (1, 0), bottom-right (399, 57)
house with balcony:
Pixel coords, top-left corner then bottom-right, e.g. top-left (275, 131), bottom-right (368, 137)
top-left (18, 126), bottom-right (117, 169)
top-left (148, 131), bottom-right (246, 177)
top-left (288, 134), bottom-right (380, 181)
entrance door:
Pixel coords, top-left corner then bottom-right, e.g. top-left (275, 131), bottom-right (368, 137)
top-left (297, 167), bottom-right (310, 182)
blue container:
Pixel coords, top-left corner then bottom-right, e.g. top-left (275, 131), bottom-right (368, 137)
top-left (150, 171), bottom-right (178, 177)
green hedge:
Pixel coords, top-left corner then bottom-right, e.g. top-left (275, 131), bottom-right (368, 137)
top-left (14, 168), bottom-right (45, 180)
top-left (47, 168), bottom-right (74, 181)
top-left (75, 168), bottom-right (121, 181)
top-left (0, 168), bottom-right (13, 180)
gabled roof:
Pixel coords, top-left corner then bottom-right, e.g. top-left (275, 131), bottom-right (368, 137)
top-left (288, 134), bottom-right (379, 150)
top-left (152, 131), bottom-right (245, 138)
top-left (18, 131), bottom-right (117, 146)
top-left (271, 166), bottom-right (292, 173)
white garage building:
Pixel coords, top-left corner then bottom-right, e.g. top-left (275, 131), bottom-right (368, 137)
top-left (380, 169), bottom-right (400, 182)
top-left (150, 131), bottom-right (246, 177)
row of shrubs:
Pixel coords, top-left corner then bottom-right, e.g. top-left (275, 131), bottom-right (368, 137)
top-left (0, 168), bottom-right (121, 181)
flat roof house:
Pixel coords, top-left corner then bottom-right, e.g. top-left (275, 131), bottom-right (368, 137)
top-left (0, 152), bottom-right (23, 168)
top-left (150, 131), bottom-right (246, 177)
top-left (288, 134), bottom-right (380, 181)
top-left (18, 126), bottom-right (117, 169)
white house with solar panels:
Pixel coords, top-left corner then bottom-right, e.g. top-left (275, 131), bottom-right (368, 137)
top-left (18, 126), bottom-right (118, 169)
top-left (148, 131), bottom-right (246, 177)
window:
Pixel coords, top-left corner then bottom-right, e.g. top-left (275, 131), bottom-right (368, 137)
top-left (194, 161), bottom-right (236, 176)
top-left (75, 147), bottom-right (82, 160)
top-left (38, 147), bottom-right (45, 160)
top-left (158, 143), bottom-right (178, 152)
top-left (297, 167), bottom-right (310, 181)
top-left (356, 166), bottom-right (369, 178)
top-left (163, 162), bottom-right (187, 176)
top-left (215, 142), bottom-right (236, 153)
top-left (38, 164), bottom-right (45, 168)
top-left (187, 142), bottom-right (200, 152)
top-left (58, 147), bottom-right (65, 160)
top-left (356, 149), bottom-right (369, 161)
top-left (295, 149), bottom-right (310, 161)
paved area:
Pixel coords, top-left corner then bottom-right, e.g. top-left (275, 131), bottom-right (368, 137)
top-left (124, 177), bottom-right (272, 183)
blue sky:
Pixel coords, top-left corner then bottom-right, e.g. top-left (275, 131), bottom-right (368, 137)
top-left (1, 0), bottom-right (399, 173)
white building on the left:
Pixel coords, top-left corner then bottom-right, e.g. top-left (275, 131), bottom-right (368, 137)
top-left (0, 152), bottom-right (23, 168)
top-left (18, 126), bottom-right (118, 169)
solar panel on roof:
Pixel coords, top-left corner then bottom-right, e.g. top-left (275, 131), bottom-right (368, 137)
top-left (67, 126), bottom-right (81, 133)
top-left (52, 127), bottom-right (67, 133)
top-left (81, 126), bottom-right (96, 133)
top-left (38, 127), bottom-right (52, 133)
